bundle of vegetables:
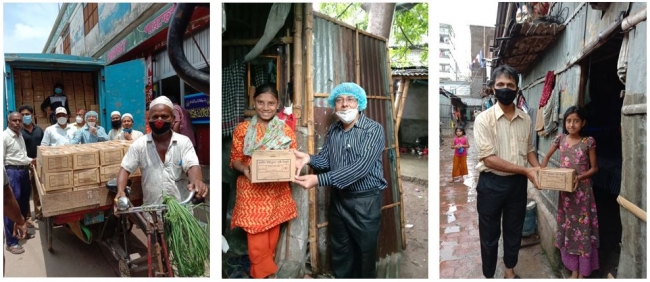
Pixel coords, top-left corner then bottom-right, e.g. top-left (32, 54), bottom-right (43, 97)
top-left (163, 195), bottom-right (210, 277)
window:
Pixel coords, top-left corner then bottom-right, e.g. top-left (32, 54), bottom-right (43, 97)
top-left (440, 64), bottom-right (452, 73)
top-left (63, 34), bottom-right (71, 55)
top-left (83, 3), bottom-right (99, 36)
top-left (440, 49), bottom-right (451, 59)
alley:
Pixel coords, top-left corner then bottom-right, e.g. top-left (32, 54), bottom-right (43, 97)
top-left (438, 125), bottom-right (557, 279)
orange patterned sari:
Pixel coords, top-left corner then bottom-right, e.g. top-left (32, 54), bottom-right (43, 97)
top-left (230, 120), bottom-right (298, 234)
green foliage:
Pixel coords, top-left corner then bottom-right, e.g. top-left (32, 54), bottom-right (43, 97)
top-left (318, 3), bottom-right (428, 68)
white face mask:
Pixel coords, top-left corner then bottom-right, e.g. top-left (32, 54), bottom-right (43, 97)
top-left (76, 116), bottom-right (83, 124)
top-left (335, 108), bottom-right (359, 124)
top-left (57, 117), bottom-right (68, 125)
top-left (87, 121), bottom-right (96, 127)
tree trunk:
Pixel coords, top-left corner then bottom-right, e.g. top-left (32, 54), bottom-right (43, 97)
top-left (364, 3), bottom-right (396, 39)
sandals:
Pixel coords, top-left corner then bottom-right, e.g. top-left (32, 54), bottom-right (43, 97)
top-left (6, 244), bottom-right (24, 254)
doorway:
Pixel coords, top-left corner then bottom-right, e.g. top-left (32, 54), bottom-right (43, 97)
top-left (580, 34), bottom-right (624, 278)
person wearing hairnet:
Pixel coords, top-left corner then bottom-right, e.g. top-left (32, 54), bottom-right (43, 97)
top-left (292, 82), bottom-right (387, 278)
top-left (70, 110), bottom-right (108, 144)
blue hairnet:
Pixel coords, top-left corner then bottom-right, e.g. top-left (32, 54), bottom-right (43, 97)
top-left (85, 111), bottom-right (99, 120)
top-left (328, 82), bottom-right (367, 111)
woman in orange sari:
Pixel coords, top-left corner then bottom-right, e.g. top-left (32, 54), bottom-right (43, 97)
top-left (230, 84), bottom-right (298, 278)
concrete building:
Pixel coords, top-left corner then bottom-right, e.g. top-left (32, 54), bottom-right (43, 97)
top-left (439, 23), bottom-right (461, 82)
top-left (469, 25), bottom-right (494, 98)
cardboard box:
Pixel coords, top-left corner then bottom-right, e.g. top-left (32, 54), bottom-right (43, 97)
top-left (41, 171), bottom-right (74, 192)
top-left (100, 164), bottom-right (121, 182)
top-left (23, 89), bottom-right (34, 100)
top-left (99, 146), bottom-right (124, 166)
top-left (44, 188), bottom-right (74, 194)
top-left (74, 168), bottom-right (100, 186)
top-left (68, 145), bottom-right (100, 169)
top-left (250, 150), bottom-right (296, 183)
top-left (37, 147), bottom-right (74, 173)
top-left (83, 73), bottom-right (93, 86)
top-left (538, 168), bottom-right (577, 192)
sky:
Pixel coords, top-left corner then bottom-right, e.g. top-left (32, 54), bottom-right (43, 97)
top-left (3, 3), bottom-right (60, 53)
top-left (435, 1), bottom-right (499, 80)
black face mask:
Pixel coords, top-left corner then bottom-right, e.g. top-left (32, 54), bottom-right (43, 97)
top-left (494, 88), bottom-right (518, 105)
top-left (111, 120), bottom-right (122, 129)
top-left (149, 120), bottom-right (172, 135)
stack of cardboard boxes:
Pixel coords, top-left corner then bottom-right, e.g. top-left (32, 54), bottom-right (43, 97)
top-left (13, 70), bottom-right (98, 128)
top-left (35, 141), bottom-right (142, 215)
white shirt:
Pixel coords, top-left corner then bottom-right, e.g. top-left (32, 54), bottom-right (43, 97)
top-left (68, 122), bottom-right (85, 134)
top-left (117, 129), bottom-right (144, 141)
top-left (108, 128), bottom-right (122, 141)
top-left (121, 132), bottom-right (200, 205)
top-left (41, 124), bottom-right (74, 146)
top-left (3, 128), bottom-right (33, 165)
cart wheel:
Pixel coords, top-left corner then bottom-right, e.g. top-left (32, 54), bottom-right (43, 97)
top-left (119, 259), bottom-right (131, 277)
top-left (45, 217), bottom-right (53, 252)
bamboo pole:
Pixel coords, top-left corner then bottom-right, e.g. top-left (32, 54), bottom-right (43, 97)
top-left (386, 47), bottom-right (407, 250)
top-left (304, 3), bottom-right (319, 275)
top-left (355, 27), bottom-right (361, 84)
top-left (393, 78), bottom-right (405, 119)
top-left (395, 78), bottom-right (411, 131)
top-left (293, 3), bottom-right (303, 126)
top-left (617, 195), bottom-right (647, 222)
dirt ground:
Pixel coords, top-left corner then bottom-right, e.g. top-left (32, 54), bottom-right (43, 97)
top-left (397, 157), bottom-right (429, 278)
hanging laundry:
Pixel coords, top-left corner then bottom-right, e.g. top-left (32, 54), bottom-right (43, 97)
top-left (277, 103), bottom-right (296, 132)
top-left (222, 58), bottom-right (247, 136)
top-left (539, 71), bottom-right (555, 108)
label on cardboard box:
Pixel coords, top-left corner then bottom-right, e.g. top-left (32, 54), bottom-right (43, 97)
top-left (42, 171), bottom-right (74, 191)
top-left (37, 147), bottom-right (73, 172)
top-left (538, 168), bottom-right (576, 192)
top-left (74, 168), bottom-right (100, 186)
top-left (250, 150), bottom-right (296, 183)
top-left (69, 145), bottom-right (100, 169)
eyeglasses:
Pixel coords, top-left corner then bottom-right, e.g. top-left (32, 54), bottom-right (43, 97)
top-left (335, 97), bottom-right (358, 104)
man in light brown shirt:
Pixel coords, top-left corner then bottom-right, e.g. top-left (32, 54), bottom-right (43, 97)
top-left (473, 65), bottom-right (541, 279)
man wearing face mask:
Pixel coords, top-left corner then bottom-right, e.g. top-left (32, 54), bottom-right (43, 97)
top-left (41, 83), bottom-right (70, 125)
top-left (70, 111), bottom-right (109, 144)
top-left (116, 96), bottom-right (208, 207)
top-left (18, 105), bottom-right (44, 227)
top-left (108, 111), bottom-right (123, 140)
top-left (473, 65), bottom-right (541, 279)
top-left (69, 109), bottom-right (87, 133)
top-left (292, 82), bottom-right (387, 278)
top-left (41, 107), bottom-right (73, 146)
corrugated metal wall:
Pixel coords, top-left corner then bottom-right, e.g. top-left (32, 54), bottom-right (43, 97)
top-left (618, 2), bottom-right (646, 278)
top-left (517, 2), bottom-right (646, 277)
top-left (154, 27), bottom-right (210, 81)
top-left (440, 95), bottom-right (453, 136)
top-left (311, 14), bottom-right (403, 269)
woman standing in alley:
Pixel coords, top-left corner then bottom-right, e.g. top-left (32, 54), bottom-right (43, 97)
top-left (450, 127), bottom-right (469, 183)
top-left (229, 84), bottom-right (298, 278)
top-left (541, 106), bottom-right (599, 278)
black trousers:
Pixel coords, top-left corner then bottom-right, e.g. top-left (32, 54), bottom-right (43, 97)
top-left (330, 188), bottom-right (382, 278)
top-left (476, 172), bottom-right (527, 278)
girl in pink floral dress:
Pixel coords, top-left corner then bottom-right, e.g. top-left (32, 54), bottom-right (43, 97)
top-left (541, 106), bottom-right (599, 278)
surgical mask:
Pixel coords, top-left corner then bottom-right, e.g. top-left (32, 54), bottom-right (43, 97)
top-left (111, 120), bottom-right (122, 129)
top-left (22, 115), bottom-right (32, 125)
top-left (494, 88), bottom-right (518, 106)
top-left (87, 121), bottom-right (96, 127)
top-left (76, 116), bottom-right (83, 124)
top-left (335, 108), bottom-right (359, 124)
top-left (123, 128), bottom-right (133, 134)
top-left (57, 117), bottom-right (68, 125)
top-left (149, 120), bottom-right (172, 135)
top-left (54, 88), bottom-right (63, 95)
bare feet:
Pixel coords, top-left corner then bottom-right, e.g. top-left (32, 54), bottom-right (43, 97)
top-left (504, 268), bottom-right (519, 279)
top-left (570, 270), bottom-right (578, 279)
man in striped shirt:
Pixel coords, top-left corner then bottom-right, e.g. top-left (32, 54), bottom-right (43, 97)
top-left (293, 82), bottom-right (387, 278)
top-left (474, 65), bottom-right (541, 279)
